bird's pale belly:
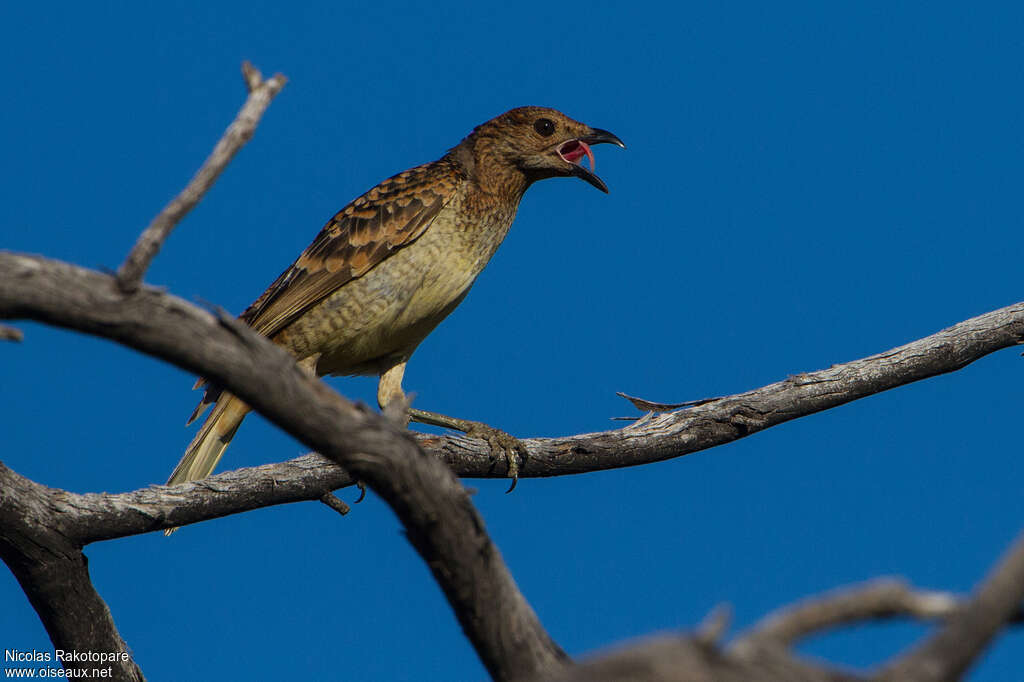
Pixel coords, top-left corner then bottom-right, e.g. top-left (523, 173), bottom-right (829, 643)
top-left (275, 214), bottom-right (500, 376)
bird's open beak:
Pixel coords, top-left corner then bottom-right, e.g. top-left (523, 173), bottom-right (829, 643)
top-left (557, 128), bottom-right (626, 193)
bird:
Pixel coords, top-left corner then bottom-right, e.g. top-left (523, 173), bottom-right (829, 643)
top-left (165, 106), bottom-right (624, 514)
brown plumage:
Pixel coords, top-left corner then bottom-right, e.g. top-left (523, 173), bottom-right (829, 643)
top-left (166, 106), bottom-right (624, 510)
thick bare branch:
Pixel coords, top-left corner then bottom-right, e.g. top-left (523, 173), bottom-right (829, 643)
top-left (877, 531), bottom-right (1024, 681)
top-left (115, 62), bottom-right (286, 292)
top-left (28, 455), bottom-right (354, 543)
top-left (24, 443), bottom-right (1019, 682)
top-left (0, 252), bottom-right (566, 682)
top-left (5, 252), bottom-right (1024, 679)
top-left (6, 248), bottom-right (1024, 535)
top-left (0, 465), bottom-right (144, 681)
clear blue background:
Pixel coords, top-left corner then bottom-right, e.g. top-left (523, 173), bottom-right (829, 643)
top-left (2, 2), bottom-right (1022, 679)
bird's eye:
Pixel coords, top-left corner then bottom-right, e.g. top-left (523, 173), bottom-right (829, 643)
top-left (534, 118), bottom-right (555, 137)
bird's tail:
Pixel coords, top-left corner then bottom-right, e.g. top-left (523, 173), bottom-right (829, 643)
top-left (164, 393), bottom-right (250, 535)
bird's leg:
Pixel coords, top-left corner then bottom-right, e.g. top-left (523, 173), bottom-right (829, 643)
top-left (407, 407), bottom-right (527, 492)
top-left (297, 353), bottom-right (320, 375)
top-left (377, 360), bottom-right (412, 426)
top-left (377, 360), bottom-right (526, 491)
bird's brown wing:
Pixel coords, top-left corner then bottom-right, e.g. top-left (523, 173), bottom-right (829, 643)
top-left (187, 159), bottom-right (461, 424)
top-left (240, 159), bottom-right (461, 338)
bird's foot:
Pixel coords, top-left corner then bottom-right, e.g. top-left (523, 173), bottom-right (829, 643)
top-left (463, 420), bottom-right (527, 493)
top-left (407, 408), bottom-right (527, 492)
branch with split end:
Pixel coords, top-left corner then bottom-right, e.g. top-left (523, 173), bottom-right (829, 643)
top-left (241, 61), bottom-right (266, 92)
top-left (613, 391), bottom-right (721, 419)
top-left (115, 62), bottom-right (287, 293)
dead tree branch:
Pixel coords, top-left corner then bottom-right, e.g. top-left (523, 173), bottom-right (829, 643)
top-left (4, 251), bottom-right (1024, 527)
top-left (318, 492), bottom-right (351, 516)
top-left (734, 579), bottom-right (959, 651)
top-left (532, 567), bottom-right (1024, 682)
top-left (0, 253), bottom-right (566, 682)
top-left (420, 301), bottom-right (1024, 481)
top-left (114, 62), bottom-right (286, 292)
top-left (878, 531), bottom-right (1024, 681)
top-left (4, 455), bottom-right (352, 544)
top-left (0, 466), bottom-right (145, 681)
top-left (3, 55), bottom-right (1023, 679)
top-left (532, 633), bottom-right (863, 682)
top-left (5, 250), bottom-right (1023, 678)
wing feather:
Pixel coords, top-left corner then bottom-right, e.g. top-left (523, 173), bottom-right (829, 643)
top-left (239, 159), bottom-right (461, 338)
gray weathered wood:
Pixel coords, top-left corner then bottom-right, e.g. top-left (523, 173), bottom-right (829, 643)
top-left (1, 252), bottom-right (567, 682)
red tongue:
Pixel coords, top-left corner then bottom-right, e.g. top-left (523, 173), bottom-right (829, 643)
top-left (563, 140), bottom-right (596, 172)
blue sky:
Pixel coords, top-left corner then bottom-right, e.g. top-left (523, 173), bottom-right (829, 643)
top-left (2, 2), bottom-right (1023, 679)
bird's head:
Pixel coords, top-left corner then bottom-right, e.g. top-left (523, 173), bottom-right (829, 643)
top-left (453, 106), bottom-right (625, 195)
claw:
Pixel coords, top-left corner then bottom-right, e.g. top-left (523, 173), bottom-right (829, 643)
top-left (464, 422), bottom-right (526, 491)
top-left (501, 437), bottom-right (522, 493)
top-left (503, 440), bottom-right (524, 493)
top-left (406, 408), bottom-right (526, 490)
